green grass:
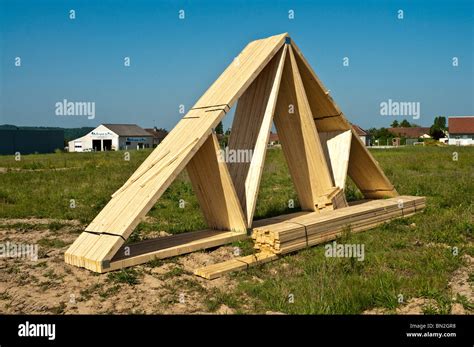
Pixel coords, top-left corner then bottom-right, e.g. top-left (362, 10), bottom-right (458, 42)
top-left (80, 283), bottom-right (102, 300)
top-left (456, 294), bottom-right (474, 311)
top-left (204, 289), bottom-right (241, 312)
top-left (0, 146), bottom-right (473, 313)
top-left (230, 239), bottom-right (256, 256)
top-left (161, 266), bottom-right (186, 280)
top-left (38, 238), bottom-right (68, 248)
top-left (107, 268), bottom-right (140, 285)
top-left (229, 146), bottom-right (473, 314)
top-left (0, 148), bottom-right (301, 237)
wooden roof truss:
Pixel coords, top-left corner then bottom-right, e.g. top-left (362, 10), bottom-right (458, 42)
top-left (65, 33), bottom-right (397, 273)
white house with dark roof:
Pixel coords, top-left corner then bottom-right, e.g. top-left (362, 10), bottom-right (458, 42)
top-left (68, 124), bottom-right (153, 152)
top-left (352, 124), bottom-right (369, 146)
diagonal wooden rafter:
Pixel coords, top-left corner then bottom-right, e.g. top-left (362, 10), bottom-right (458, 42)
top-left (347, 133), bottom-right (398, 198)
top-left (187, 132), bottom-right (247, 232)
top-left (289, 41), bottom-right (397, 198)
top-left (273, 45), bottom-right (337, 212)
top-left (228, 45), bottom-right (288, 227)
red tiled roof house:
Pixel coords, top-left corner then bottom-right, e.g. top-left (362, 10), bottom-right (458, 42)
top-left (388, 127), bottom-right (431, 139)
top-left (448, 116), bottom-right (474, 146)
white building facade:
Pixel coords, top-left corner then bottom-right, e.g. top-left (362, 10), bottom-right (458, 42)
top-left (448, 137), bottom-right (474, 146)
top-left (68, 124), bottom-right (153, 152)
top-left (447, 116), bottom-right (474, 146)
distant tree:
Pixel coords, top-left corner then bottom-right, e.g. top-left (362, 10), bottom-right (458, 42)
top-left (367, 127), bottom-right (378, 138)
top-left (400, 119), bottom-right (411, 127)
top-left (377, 127), bottom-right (393, 139)
top-left (368, 127), bottom-right (394, 145)
top-left (390, 120), bottom-right (399, 128)
top-left (215, 121), bottom-right (224, 135)
top-left (225, 128), bottom-right (231, 136)
top-left (430, 116), bottom-right (447, 140)
top-left (433, 116), bottom-right (447, 130)
top-left (430, 127), bottom-right (444, 140)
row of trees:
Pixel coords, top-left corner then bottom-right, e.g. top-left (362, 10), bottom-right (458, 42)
top-left (390, 119), bottom-right (419, 128)
top-left (370, 116), bottom-right (448, 143)
top-left (367, 127), bottom-right (398, 145)
top-left (215, 116), bottom-right (448, 145)
top-left (390, 117), bottom-right (447, 140)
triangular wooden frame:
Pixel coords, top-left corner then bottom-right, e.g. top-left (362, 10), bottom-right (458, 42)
top-left (65, 33), bottom-right (397, 273)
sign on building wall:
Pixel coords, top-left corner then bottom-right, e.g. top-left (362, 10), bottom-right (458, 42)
top-left (126, 137), bottom-right (148, 142)
top-left (91, 131), bottom-right (114, 137)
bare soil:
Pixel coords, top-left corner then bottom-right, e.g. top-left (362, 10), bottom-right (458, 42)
top-left (2, 219), bottom-right (472, 315)
top-left (0, 219), bottom-right (241, 314)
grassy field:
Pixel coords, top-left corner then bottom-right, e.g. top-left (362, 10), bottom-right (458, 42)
top-left (0, 148), bottom-right (300, 236)
top-left (0, 146), bottom-right (472, 314)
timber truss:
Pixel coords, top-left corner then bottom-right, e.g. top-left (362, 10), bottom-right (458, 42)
top-left (65, 33), bottom-right (397, 273)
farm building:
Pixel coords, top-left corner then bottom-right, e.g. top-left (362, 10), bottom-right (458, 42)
top-left (351, 124), bottom-right (369, 146)
top-left (0, 128), bottom-right (64, 155)
top-left (68, 124), bottom-right (153, 152)
top-left (448, 116), bottom-right (474, 146)
top-left (145, 127), bottom-right (168, 147)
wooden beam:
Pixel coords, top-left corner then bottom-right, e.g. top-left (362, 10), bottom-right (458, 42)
top-left (228, 45), bottom-right (287, 226)
top-left (319, 130), bottom-right (352, 190)
top-left (273, 45), bottom-right (336, 211)
top-left (290, 41), bottom-right (351, 132)
top-left (106, 231), bottom-right (248, 273)
top-left (347, 130), bottom-right (398, 199)
top-left (289, 40), bottom-right (397, 199)
top-left (194, 252), bottom-right (278, 279)
top-left (86, 33), bottom-right (288, 239)
top-left (187, 133), bottom-right (247, 232)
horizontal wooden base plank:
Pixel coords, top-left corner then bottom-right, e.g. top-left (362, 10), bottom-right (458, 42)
top-left (105, 230), bottom-right (248, 273)
top-left (194, 252), bottom-right (278, 279)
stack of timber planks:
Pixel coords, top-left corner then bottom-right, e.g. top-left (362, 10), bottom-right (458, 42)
top-left (252, 196), bottom-right (426, 255)
top-left (194, 196), bottom-right (425, 279)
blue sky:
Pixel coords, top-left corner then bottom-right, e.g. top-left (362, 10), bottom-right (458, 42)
top-left (0, 0), bottom-right (472, 130)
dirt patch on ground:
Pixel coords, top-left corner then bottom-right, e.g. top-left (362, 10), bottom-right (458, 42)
top-left (448, 255), bottom-right (473, 300)
top-left (0, 220), bottom-right (244, 314)
top-left (4, 220), bottom-right (470, 315)
top-left (0, 218), bottom-right (82, 226)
